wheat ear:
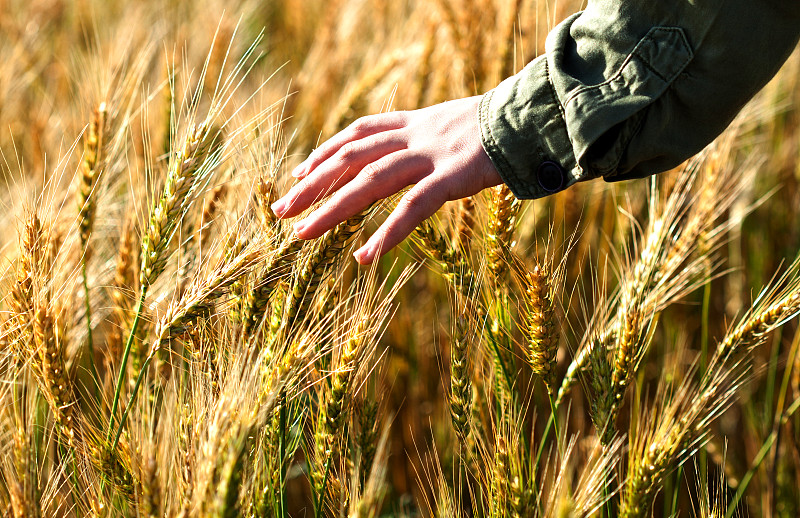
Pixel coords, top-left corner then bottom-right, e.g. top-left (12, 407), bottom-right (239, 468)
top-left (109, 121), bottom-right (222, 442)
top-left (449, 315), bottom-right (472, 442)
top-left (486, 184), bottom-right (521, 281)
top-left (313, 319), bottom-right (368, 515)
top-left (415, 218), bottom-right (475, 300)
top-left (114, 237), bottom-right (267, 451)
top-left (242, 236), bottom-right (304, 338)
top-left (282, 209), bottom-right (369, 330)
top-left (76, 103), bottom-right (108, 392)
top-left (77, 102), bottom-right (108, 248)
top-left (523, 264), bottom-right (559, 394)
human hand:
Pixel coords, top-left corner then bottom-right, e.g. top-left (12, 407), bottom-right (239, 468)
top-left (270, 95), bottom-right (503, 264)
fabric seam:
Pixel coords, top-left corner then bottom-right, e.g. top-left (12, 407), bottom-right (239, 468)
top-left (563, 26), bottom-right (692, 107)
top-left (479, 89), bottom-right (520, 190)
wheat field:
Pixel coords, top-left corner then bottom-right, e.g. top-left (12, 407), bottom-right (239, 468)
top-left (1, 0), bottom-right (799, 516)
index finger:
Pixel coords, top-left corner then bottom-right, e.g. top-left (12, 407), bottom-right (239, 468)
top-left (292, 112), bottom-right (408, 179)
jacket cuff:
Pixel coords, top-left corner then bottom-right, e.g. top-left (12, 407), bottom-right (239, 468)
top-left (478, 55), bottom-right (577, 200)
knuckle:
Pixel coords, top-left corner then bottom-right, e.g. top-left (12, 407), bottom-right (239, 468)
top-left (350, 116), bottom-right (373, 135)
top-left (393, 111), bottom-right (409, 125)
top-left (360, 161), bottom-right (382, 182)
top-left (337, 142), bottom-right (359, 162)
top-left (401, 190), bottom-right (425, 212)
top-left (308, 145), bottom-right (333, 167)
top-left (306, 148), bottom-right (323, 166)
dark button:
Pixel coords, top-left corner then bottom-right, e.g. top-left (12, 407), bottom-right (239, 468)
top-left (536, 161), bottom-right (565, 193)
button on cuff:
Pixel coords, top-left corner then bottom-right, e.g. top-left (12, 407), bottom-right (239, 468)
top-left (536, 161), bottom-right (566, 193)
top-left (477, 54), bottom-right (578, 200)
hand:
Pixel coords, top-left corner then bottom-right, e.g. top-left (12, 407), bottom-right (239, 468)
top-left (270, 95), bottom-right (503, 264)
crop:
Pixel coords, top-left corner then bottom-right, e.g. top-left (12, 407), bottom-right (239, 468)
top-left (0, 1), bottom-right (799, 517)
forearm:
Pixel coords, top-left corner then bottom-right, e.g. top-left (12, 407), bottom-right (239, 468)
top-left (480, 0), bottom-right (800, 199)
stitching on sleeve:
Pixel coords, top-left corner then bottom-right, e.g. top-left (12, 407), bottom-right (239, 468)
top-left (544, 59), bottom-right (575, 155)
top-left (563, 52), bottom-right (635, 107)
top-left (544, 60), bottom-right (566, 120)
top-left (479, 89), bottom-right (519, 188)
top-left (563, 26), bottom-right (692, 107)
top-left (631, 52), bottom-right (669, 82)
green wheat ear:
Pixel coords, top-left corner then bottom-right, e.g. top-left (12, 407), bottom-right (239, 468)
top-left (141, 122), bottom-right (224, 288)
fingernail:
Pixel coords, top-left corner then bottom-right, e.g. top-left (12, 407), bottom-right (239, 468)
top-left (354, 243), bottom-right (374, 264)
top-left (291, 164), bottom-right (306, 178)
top-left (271, 198), bottom-right (287, 216)
top-left (293, 220), bottom-right (307, 236)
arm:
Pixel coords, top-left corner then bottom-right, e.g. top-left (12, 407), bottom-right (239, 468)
top-left (483, 0), bottom-right (800, 199)
top-left (272, 0), bottom-right (800, 263)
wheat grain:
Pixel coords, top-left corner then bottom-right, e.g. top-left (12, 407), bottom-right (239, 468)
top-left (491, 434), bottom-right (510, 517)
top-left (355, 398), bottom-right (379, 488)
top-left (415, 218), bottom-right (475, 298)
top-left (452, 196), bottom-right (476, 250)
top-left (199, 182), bottom-right (228, 246)
top-left (109, 215), bottom-right (137, 359)
top-left (139, 454), bottom-right (160, 518)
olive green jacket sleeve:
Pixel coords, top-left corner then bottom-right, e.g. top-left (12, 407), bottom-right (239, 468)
top-left (479, 0), bottom-right (800, 199)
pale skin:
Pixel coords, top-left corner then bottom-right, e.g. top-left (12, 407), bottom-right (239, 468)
top-left (271, 95), bottom-right (504, 264)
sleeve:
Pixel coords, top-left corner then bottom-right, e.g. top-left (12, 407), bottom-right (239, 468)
top-left (478, 0), bottom-right (800, 199)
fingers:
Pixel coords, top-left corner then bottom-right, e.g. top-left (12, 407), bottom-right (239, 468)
top-left (294, 151), bottom-right (430, 239)
top-left (353, 177), bottom-right (447, 264)
top-left (273, 130), bottom-right (408, 218)
top-left (290, 113), bottom-right (407, 180)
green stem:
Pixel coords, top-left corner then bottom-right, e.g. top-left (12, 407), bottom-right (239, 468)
top-left (699, 276), bottom-right (711, 482)
top-left (66, 442), bottom-right (83, 518)
top-left (768, 329), bottom-right (800, 516)
top-left (279, 393), bottom-right (287, 518)
top-left (530, 411), bottom-right (553, 514)
top-left (547, 392), bottom-right (563, 460)
top-left (81, 259), bottom-right (101, 399)
top-left (487, 318), bottom-right (515, 400)
top-left (487, 304), bottom-right (537, 503)
top-left (113, 352), bottom-right (153, 451)
top-left (764, 331), bottom-right (782, 425)
top-left (107, 288), bottom-right (147, 442)
top-left (315, 453), bottom-right (334, 518)
top-left (669, 465), bottom-right (683, 517)
top-left (725, 396), bottom-right (800, 518)
top-left (534, 413), bottom-right (553, 475)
